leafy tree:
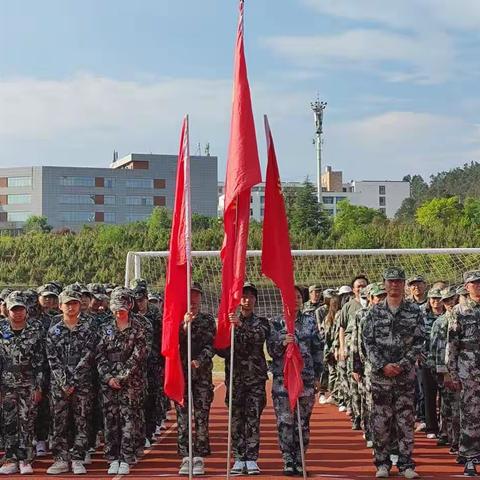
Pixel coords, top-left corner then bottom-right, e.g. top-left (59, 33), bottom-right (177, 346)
top-left (462, 197), bottom-right (480, 227)
top-left (415, 196), bottom-right (463, 229)
top-left (24, 215), bottom-right (52, 233)
top-left (333, 199), bottom-right (386, 235)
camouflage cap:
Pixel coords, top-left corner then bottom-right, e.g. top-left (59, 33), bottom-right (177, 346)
top-left (338, 285), bottom-right (353, 295)
top-left (440, 286), bottom-right (457, 300)
top-left (323, 288), bottom-right (338, 299)
top-left (456, 284), bottom-right (468, 296)
top-left (0, 287), bottom-right (14, 301)
top-left (59, 288), bottom-right (82, 304)
top-left (48, 281), bottom-right (64, 294)
top-left (242, 282), bottom-right (258, 298)
top-left (88, 283), bottom-right (106, 295)
top-left (407, 274), bottom-right (425, 285)
top-left (383, 267), bottom-right (406, 281)
top-left (6, 291), bottom-right (26, 310)
top-left (370, 283), bottom-right (387, 297)
top-left (104, 282), bottom-right (117, 294)
top-left (464, 270), bottom-right (480, 283)
top-left (92, 293), bottom-right (109, 303)
top-left (130, 278), bottom-right (148, 299)
top-left (37, 284), bottom-right (59, 297)
top-left (427, 287), bottom-right (443, 299)
top-left (191, 282), bottom-right (203, 294)
top-left (148, 292), bottom-right (161, 302)
top-left (110, 287), bottom-right (132, 312)
top-left (308, 284), bottom-right (322, 293)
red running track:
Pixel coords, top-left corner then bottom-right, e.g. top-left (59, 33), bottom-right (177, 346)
top-left (11, 379), bottom-right (463, 479)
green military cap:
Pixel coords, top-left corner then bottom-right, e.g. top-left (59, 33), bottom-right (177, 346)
top-left (148, 291), bottom-right (161, 302)
top-left (130, 278), bottom-right (148, 299)
top-left (59, 288), bottom-right (82, 304)
top-left (68, 282), bottom-right (90, 295)
top-left (47, 281), bottom-right (63, 294)
top-left (6, 291), bottom-right (26, 310)
top-left (383, 267), bottom-right (406, 281)
top-left (407, 275), bottom-right (425, 285)
top-left (440, 286), bottom-right (457, 300)
top-left (242, 282), bottom-right (258, 298)
top-left (370, 284), bottom-right (387, 297)
top-left (427, 287), bottom-right (443, 299)
top-left (463, 270), bottom-right (480, 283)
top-left (456, 285), bottom-right (468, 296)
top-left (323, 288), bottom-right (338, 299)
top-left (104, 282), bottom-right (117, 294)
top-left (37, 284), bottom-right (59, 297)
top-left (308, 284), bottom-right (322, 293)
top-left (0, 288), bottom-right (13, 301)
top-left (110, 286), bottom-right (132, 312)
top-left (191, 282), bottom-right (203, 294)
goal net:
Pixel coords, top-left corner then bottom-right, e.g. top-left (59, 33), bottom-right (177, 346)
top-left (125, 249), bottom-right (480, 318)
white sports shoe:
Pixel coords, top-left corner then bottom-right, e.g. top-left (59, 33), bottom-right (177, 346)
top-left (19, 461), bottom-right (34, 475)
top-left (193, 457), bottom-right (205, 475)
top-left (339, 405), bottom-right (347, 412)
top-left (145, 438), bottom-right (151, 448)
top-left (246, 460), bottom-right (260, 475)
top-left (319, 394), bottom-right (327, 404)
top-left (107, 460), bottom-right (120, 475)
top-left (179, 457), bottom-right (190, 475)
top-left (402, 468), bottom-right (419, 479)
top-left (0, 462), bottom-right (19, 475)
top-left (83, 452), bottom-right (92, 464)
top-left (426, 433), bottom-right (437, 439)
top-left (36, 440), bottom-right (48, 457)
top-left (390, 454), bottom-right (399, 466)
top-left (376, 466), bottom-right (389, 478)
top-left (118, 462), bottom-right (130, 475)
top-left (47, 460), bottom-right (70, 475)
top-left (230, 460), bottom-right (246, 475)
top-left (72, 460), bottom-right (87, 475)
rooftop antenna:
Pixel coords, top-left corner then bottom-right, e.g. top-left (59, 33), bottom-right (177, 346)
top-left (205, 142), bottom-right (210, 156)
top-left (311, 96), bottom-right (327, 204)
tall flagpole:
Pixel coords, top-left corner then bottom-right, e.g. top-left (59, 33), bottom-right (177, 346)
top-left (184, 115), bottom-right (193, 480)
top-left (296, 400), bottom-right (307, 480)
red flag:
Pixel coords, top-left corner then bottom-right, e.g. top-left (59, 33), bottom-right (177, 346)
top-left (161, 116), bottom-right (190, 404)
top-left (261, 115), bottom-right (304, 410)
top-left (214, 0), bottom-right (262, 349)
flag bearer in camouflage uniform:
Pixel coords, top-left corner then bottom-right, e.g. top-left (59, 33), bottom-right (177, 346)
top-left (0, 292), bottom-right (44, 475)
top-left (428, 286), bottom-right (459, 451)
top-left (362, 267), bottom-right (424, 479)
top-left (267, 286), bottom-right (324, 477)
top-left (218, 282), bottom-right (270, 476)
top-left (96, 289), bottom-right (147, 476)
top-left (176, 282), bottom-right (216, 476)
top-left (446, 270), bottom-right (480, 476)
top-left (45, 288), bottom-right (97, 475)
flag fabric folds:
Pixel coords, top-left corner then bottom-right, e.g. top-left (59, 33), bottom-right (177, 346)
top-left (261, 115), bottom-right (304, 410)
top-left (214, 0), bottom-right (262, 349)
top-left (161, 116), bottom-right (190, 405)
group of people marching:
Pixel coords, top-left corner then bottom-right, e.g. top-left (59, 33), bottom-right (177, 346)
top-left (0, 268), bottom-right (479, 477)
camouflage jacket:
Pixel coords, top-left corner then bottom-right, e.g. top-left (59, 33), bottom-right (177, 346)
top-left (428, 313), bottom-right (449, 373)
top-left (446, 298), bottom-right (480, 383)
top-left (90, 310), bottom-right (112, 331)
top-left (46, 313), bottom-right (97, 391)
top-left (420, 305), bottom-right (442, 357)
top-left (0, 318), bottom-right (45, 390)
top-left (350, 306), bottom-right (370, 374)
top-left (323, 311), bottom-right (340, 360)
top-left (179, 312), bottom-right (216, 381)
top-left (96, 315), bottom-right (147, 389)
top-left (132, 310), bottom-right (154, 358)
top-left (339, 298), bottom-right (363, 337)
top-left (218, 313), bottom-right (270, 387)
top-left (267, 312), bottom-right (324, 396)
top-left (140, 303), bottom-right (163, 366)
top-left (303, 300), bottom-right (321, 315)
top-left (362, 299), bottom-right (424, 385)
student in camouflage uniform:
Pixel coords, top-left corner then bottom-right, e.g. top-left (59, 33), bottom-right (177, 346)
top-left (428, 286), bottom-right (459, 451)
top-left (96, 288), bottom-right (147, 475)
top-left (338, 275), bottom-right (369, 429)
top-left (267, 285), bottom-right (323, 476)
top-left (218, 282), bottom-right (270, 476)
top-left (0, 292), bottom-right (45, 475)
top-left (45, 288), bottom-right (97, 475)
top-left (176, 282), bottom-right (216, 476)
top-left (446, 270), bottom-right (480, 476)
top-left (407, 276), bottom-right (428, 306)
top-left (362, 267), bottom-right (424, 479)
top-left (303, 284), bottom-right (323, 315)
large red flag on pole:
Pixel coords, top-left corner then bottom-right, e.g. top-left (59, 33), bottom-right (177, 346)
top-left (261, 115), bottom-right (304, 410)
top-left (162, 116), bottom-right (191, 405)
top-left (214, 0), bottom-right (262, 349)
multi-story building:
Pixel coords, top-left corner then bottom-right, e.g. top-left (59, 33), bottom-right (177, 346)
top-left (0, 153), bottom-right (218, 231)
top-left (218, 165), bottom-right (410, 221)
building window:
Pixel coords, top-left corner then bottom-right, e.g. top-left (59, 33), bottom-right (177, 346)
top-left (104, 212), bottom-right (116, 223)
top-left (322, 197), bottom-right (334, 204)
top-left (154, 179), bottom-right (166, 189)
top-left (335, 196), bottom-right (346, 202)
top-left (126, 179), bottom-right (153, 189)
top-left (104, 195), bottom-right (115, 205)
top-left (105, 178), bottom-right (115, 188)
top-left (379, 185), bottom-right (386, 195)
top-left (379, 207), bottom-right (386, 214)
top-left (8, 177), bottom-right (32, 187)
top-left (126, 213), bottom-right (150, 222)
top-left (260, 208), bottom-right (265, 217)
top-left (60, 176), bottom-right (95, 187)
top-left (59, 211), bottom-right (95, 223)
top-left (342, 187), bottom-right (347, 192)
top-left (379, 196), bottom-right (386, 206)
top-left (250, 209), bottom-right (253, 216)
top-left (7, 211), bottom-right (31, 222)
top-left (8, 194), bottom-right (31, 204)
top-left (59, 195), bottom-right (95, 205)
top-left (126, 196), bottom-right (153, 206)
top-left (260, 196), bottom-right (265, 204)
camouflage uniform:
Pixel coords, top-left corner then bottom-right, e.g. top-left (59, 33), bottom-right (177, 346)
top-left (219, 313), bottom-right (270, 462)
top-left (362, 294), bottom-right (424, 472)
top-left (0, 294), bottom-right (45, 463)
top-left (176, 312), bottom-right (216, 457)
top-left (46, 299), bottom-right (97, 462)
top-left (96, 311), bottom-right (147, 465)
top-left (267, 312), bottom-right (323, 465)
top-left (446, 275), bottom-right (480, 461)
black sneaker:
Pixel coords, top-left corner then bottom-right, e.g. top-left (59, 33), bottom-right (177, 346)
top-left (457, 455), bottom-right (467, 465)
top-left (450, 447), bottom-right (459, 455)
top-left (437, 437), bottom-right (449, 447)
top-left (464, 460), bottom-right (477, 476)
top-left (295, 462), bottom-right (306, 477)
top-left (283, 462), bottom-right (295, 476)
top-left (352, 417), bottom-right (362, 430)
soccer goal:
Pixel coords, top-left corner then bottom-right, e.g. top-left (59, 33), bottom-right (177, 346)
top-left (125, 248), bottom-right (480, 318)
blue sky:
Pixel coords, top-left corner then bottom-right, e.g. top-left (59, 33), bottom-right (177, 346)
top-left (1, 0), bottom-right (479, 182)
